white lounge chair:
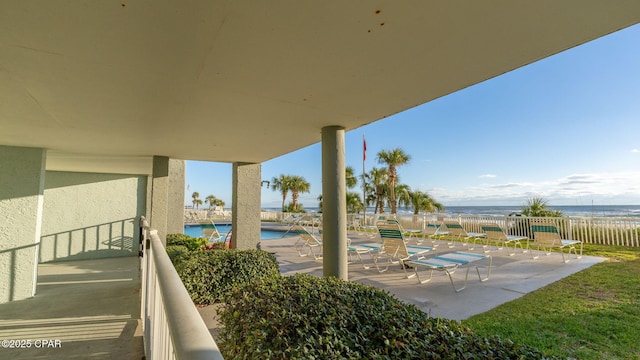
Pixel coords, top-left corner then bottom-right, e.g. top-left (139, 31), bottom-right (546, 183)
top-left (530, 224), bottom-right (582, 263)
top-left (375, 220), bottom-right (434, 278)
top-left (406, 251), bottom-right (492, 292)
top-left (441, 221), bottom-right (486, 250)
top-left (200, 222), bottom-right (224, 242)
top-left (418, 222), bottom-right (450, 247)
top-left (291, 225), bottom-right (323, 260)
top-left (480, 224), bottom-right (527, 255)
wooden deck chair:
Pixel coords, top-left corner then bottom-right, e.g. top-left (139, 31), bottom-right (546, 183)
top-left (480, 224), bottom-right (527, 256)
top-left (440, 221), bottom-right (486, 249)
top-left (200, 222), bottom-right (224, 242)
top-left (406, 251), bottom-right (492, 292)
top-left (375, 220), bottom-right (434, 278)
top-left (418, 222), bottom-right (450, 247)
top-left (291, 225), bottom-right (323, 260)
top-left (530, 224), bottom-right (583, 263)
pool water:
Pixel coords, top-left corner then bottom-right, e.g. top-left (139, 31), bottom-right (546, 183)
top-left (184, 225), bottom-right (294, 240)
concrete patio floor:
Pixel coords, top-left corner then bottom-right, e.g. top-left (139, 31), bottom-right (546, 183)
top-left (259, 228), bottom-right (607, 321)
top-left (0, 256), bottom-right (143, 360)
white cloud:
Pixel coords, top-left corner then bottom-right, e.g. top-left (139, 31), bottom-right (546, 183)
top-left (632, 149), bottom-right (640, 153)
top-left (479, 174), bottom-right (496, 178)
top-left (433, 171), bottom-right (640, 205)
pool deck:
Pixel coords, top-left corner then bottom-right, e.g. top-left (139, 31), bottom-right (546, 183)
top-left (258, 227), bottom-right (606, 321)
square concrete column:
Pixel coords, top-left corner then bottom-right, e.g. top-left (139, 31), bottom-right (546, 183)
top-left (167, 159), bottom-right (186, 235)
top-left (0, 146), bottom-right (46, 302)
top-left (150, 156), bottom-right (169, 243)
top-left (232, 163), bottom-right (261, 250)
top-left (321, 126), bottom-right (348, 280)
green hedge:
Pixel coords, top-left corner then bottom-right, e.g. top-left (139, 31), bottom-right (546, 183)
top-left (166, 233), bottom-right (208, 251)
top-left (218, 273), bottom-right (551, 359)
top-left (165, 245), bottom-right (190, 263)
top-left (175, 249), bottom-right (280, 305)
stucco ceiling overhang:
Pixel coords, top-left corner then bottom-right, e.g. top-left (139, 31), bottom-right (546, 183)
top-left (1, 1), bottom-right (639, 173)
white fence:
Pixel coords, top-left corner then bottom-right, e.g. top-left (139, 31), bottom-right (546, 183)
top-left (372, 213), bottom-right (640, 247)
top-left (186, 209), bottom-right (640, 247)
top-left (140, 217), bottom-right (223, 360)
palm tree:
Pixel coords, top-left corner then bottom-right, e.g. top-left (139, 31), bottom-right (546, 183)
top-left (271, 175), bottom-right (293, 212)
top-left (205, 195), bottom-right (217, 209)
top-left (377, 148), bottom-right (411, 214)
top-left (345, 166), bottom-right (358, 189)
top-left (206, 195), bottom-right (225, 208)
top-left (191, 192), bottom-right (200, 209)
top-left (403, 190), bottom-right (445, 222)
top-left (289, 175), bottom-right (311, 212)
top-left (346, 192), bottom-right (365, 214)
top-left (521, 196), bottom-right (563, 217)
top-left (392, 183), bottom-right (411, 213)
top-left (193, 198), bottom-right (203, 210)
top-left (365, 167), bottom-right (388, 214)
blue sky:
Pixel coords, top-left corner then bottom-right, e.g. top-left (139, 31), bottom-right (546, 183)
top-left (186, 24), bottom-right (640, 209)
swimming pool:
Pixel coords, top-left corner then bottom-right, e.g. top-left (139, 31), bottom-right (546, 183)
top-left (184, 224), bottom-right (295, 240)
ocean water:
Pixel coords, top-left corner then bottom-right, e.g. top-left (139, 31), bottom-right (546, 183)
top-left (263, 205), bottom-right (640, 218)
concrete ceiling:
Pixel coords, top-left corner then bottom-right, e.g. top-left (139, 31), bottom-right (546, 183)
top-left (2, 1), bottom-right (640, 173)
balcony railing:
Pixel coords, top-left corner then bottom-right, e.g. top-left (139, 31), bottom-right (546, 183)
top-left (140, 217), bottom-right (223, 360)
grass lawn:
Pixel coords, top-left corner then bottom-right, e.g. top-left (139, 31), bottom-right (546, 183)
top-left (462, 244), bottom-right (640, 360)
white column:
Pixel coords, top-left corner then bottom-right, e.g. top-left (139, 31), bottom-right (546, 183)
top-left (321, 126), bottom-right (348, 280)
top-left (232, 163), bottom-right (261, 250)
top-left (150, 156), bottom-right (169, 243)
top-left (167, 159), bottom-right (186, 235)
top-left (0, 146), bottom-right (46, 302)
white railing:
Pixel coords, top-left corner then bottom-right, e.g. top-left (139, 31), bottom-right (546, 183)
top-left (387, 213), bottom-right (640, 247)
top-left (188, 210), bottom-right (639, 247)
top-left (140, 217), bottom-right (223, 360)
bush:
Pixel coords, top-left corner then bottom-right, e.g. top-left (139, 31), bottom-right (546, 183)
top-left (165, 245), bottom-right (190, 263)
top-left (166, 233), bottom-right (207, 251)
top-left (175, 249), bottom-right (280, 305)
top-left (218, 274), bottom-right (551, 359)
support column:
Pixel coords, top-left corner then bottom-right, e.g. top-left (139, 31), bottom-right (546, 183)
top-left (232, 163), bottom-right (261, 250)
top-left (321, 126), bottom-right (348, 280)
top-left (0, 146), bottom-right (46, 302)
top-left (167, 159), bottom-right (186, 235)
top-left (150, 156), bottom-right (169, 243)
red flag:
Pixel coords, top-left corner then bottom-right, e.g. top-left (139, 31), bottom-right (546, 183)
top-left (363, 136), bottom-right (367, 161)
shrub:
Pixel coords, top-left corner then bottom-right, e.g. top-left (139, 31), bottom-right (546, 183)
top-left (166, 233), bottom-right (207, 251)
top-left (165, 245), bottom-right (189, 263)
top-left (175, 249), bottom-right (280, 305)
top-left (218, 274), bottom-right (551, 359)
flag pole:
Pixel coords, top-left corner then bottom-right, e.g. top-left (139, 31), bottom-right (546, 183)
top-left (362, 134), bottom-right (367, 226)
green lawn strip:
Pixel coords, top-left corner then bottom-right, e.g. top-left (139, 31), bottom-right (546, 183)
top-left (462, 248), bottom-right (640, 360)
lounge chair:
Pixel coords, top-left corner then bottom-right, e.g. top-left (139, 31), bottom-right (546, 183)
top-left (480, 224), bottom-right (527, 255)
top-left (418, 222), bottom-right (450, 247)
top-left (406, 251), bottom-right (492, 292)
top-left (440, 221), bottom-right (486, 249)
top-left (291, 225), bottom-right (323, 260)
top-left (530, 224), bottom-right (583, 263)
top-left (348, 243), bottom-right (382, 269)
top-left (375, 220), bottom-right (434, 278)
top-left (200, 222), bottom-right (224, 242)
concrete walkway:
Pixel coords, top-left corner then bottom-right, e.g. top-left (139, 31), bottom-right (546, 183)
top-left (260, 229), bottom-right (606, 321)
top-left (0, 256), bottom-right (143, 359)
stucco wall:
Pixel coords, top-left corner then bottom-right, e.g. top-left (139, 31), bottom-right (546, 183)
top-left (0, 146), bottom-right (46, 302)
top-left (40, 171), bottom-right (147, 263)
